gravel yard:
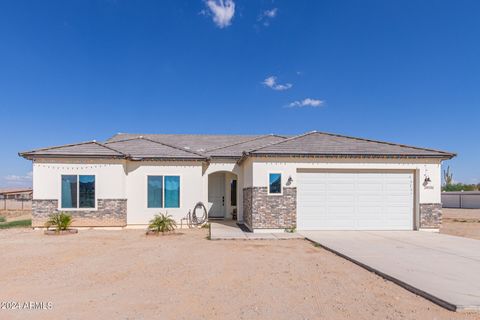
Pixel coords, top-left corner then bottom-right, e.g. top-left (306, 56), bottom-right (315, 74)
top-left (441, 208), bottom-right (480, 240)
top-left (0, 228), bottom-right (478, 319)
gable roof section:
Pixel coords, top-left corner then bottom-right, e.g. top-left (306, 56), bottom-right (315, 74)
top-left (19, 141), bottom-right (126, 159)
top-left (248, 131), bottom-right (455, 159)
top-left (104, 137), bottom-right (205, 159)
top-left (107, 133), bottom-right (269, 153)
top-left (205, 135), bottom-right (287, 157)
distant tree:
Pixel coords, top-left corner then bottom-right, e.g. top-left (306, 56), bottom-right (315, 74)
top-left (443, 183), bottom-right (477, 192)
top-left (443, 166), bottom-right (453, 186)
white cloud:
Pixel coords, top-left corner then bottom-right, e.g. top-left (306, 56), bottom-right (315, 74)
top-left (264, 8), bottom-right (278, 18)
top-left (203, 0), bottom-right (235, 28)
top-left (287, 98), bottom-right (324, 108)
top-left (2, 171), bottom-right (32, 187)
top-left (262, 76), bottom-right (292, 91)
top-left (258, 8), bottom-right (278, 26)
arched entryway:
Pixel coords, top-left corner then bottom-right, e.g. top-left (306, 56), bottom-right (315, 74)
top-left (207, 171), bottom-right (238, 220)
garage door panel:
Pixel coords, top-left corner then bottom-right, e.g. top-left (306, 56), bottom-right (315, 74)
top-left (297, 172), bottom-right (413, 230)
top-left (326, 195), bottom-right (356, 203)
top-left (386, 195), bottom-right (411, 203)
top-left (328, 183), bottom-right (355, 191)
top-left (386, 184), bottom-right (411, 192)
top-left (357, 195), bottom-right (384, 202)
top-left (357, 183), bottom-right (383, 192)
top-left (357, 207), bottom-right (383, 214)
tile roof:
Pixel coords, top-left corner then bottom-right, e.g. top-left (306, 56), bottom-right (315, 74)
top-left (104, 137), bottom-right (205, 159)
top-left (204, 135), bottom-right (287, 157)
top-left (19, 131), bottom-right (455, 160)
top-left (19, 141), bottom-right (125, 158)
top-left (107, 133), bottom-right (273, 154)
top-left (248, 131), bottom-right (456, 158)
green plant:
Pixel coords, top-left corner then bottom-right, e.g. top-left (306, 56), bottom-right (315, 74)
top-left (0, 219), bottom-right (31, 229)
top-left (0, 216), bottom-right (6, 223)
top-left (148, 213), bottom-right (177, 234)
top-left (443, 166), bottom-right (453, 186)
top-left (284, 225), bottom-right (296, 233)
top-left (45, 212), bottom-right (73, 232)
top-left (443, 183), bottom-right (478, 192)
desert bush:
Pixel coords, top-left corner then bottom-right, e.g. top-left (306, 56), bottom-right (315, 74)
top-left (45, 212), bottom-right (73, 232)
top-left (148, 213), bottom-right (176, 234)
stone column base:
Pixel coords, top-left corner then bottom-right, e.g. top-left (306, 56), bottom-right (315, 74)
top-left (242, 187), bottom-right (296, 229)
top-left (419, 203), bottom-right (442, 229)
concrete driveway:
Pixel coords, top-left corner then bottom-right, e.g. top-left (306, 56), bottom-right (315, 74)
top-left (300, 231), bottom-right (480, 312)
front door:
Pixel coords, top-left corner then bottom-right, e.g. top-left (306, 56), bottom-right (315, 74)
top-left (208, 172), bottom-right (225, 218)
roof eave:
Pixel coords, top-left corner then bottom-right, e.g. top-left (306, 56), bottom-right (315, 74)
top-left (19, 153), bottom-right (126, 160)
top-left (248, 152), bottom-right (456, 160)
top-left (128, 156), bottom-right (207, 161)
top-left (208, 155), bottom-right (242, 160)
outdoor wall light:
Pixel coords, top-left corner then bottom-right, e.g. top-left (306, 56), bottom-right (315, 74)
top-left (423, 176), bottom-right (431, 186)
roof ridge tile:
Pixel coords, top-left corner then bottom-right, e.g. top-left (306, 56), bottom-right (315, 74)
top-left (206, 135), bottom-right (277, 153)
top-left (246, 131), bottom-right (316, 154)
top-left (140, 137), bottom-right (207, 158)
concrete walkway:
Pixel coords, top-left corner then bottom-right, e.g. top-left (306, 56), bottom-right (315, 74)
top-left (210, 221), bottom-right (303, 240)
top-left (300, 231), bottom-right (480, 312)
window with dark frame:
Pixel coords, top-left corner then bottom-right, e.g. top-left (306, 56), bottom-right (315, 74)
top-left (61, 175), bottom-right (95, 209)
top-left (147, 175), bottom-right (180, 208)
top-left (230, 180), bottom-right (237, 206)
top-left (268, 173), bottom-right (282, 194)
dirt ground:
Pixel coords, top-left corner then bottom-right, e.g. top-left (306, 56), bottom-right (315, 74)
top-left (0, 228), bottom-right (478, 320)
top-left (440, 208), bottom-right (480, 240)
top-left (0, 210), bottom-right (31, 222)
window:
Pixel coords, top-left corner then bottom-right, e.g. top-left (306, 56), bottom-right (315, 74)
top-left (269, 173), bottom-right (282, 194)
top-left (230, 180), bottom-right (237, 206)
top-left (147, 176), bottom-right (163, 208)
top-left (61, 175), bottom-right (77, 208)
top-left (165, 176), bottom-right (180, 208)
top-left (61, 175), bottom-right (95, 208)
top-left (147, 175), bottom-right (180, 208)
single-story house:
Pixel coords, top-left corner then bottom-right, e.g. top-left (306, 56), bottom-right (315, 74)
top-left (20, 131), bottom-right (455, 231)
top-left (0, 188), bottom-right (33, 200)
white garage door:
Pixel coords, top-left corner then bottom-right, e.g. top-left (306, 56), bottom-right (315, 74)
top-left (297, 171), bottom-right (414, 230)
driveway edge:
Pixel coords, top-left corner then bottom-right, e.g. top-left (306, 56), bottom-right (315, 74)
top-left (303, 237), bottom-right (459, 312)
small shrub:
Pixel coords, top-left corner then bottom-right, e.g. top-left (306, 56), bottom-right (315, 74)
top-left (0, 216), bottom-right (6, 223)
top-left (45, 212), bottom-right (73, 232)
top-left (148, 213), bottom-right (176, 235)
top-left (284, 225), bottom-right (296, 233)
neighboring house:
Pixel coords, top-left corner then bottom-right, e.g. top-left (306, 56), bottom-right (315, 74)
top-left (0, 188), bottom-right (33, 200)
top-left (19, 131), bottom-right (455, 231)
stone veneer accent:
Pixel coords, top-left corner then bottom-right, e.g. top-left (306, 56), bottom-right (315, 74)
top-left (243, 187), bottom-right (296, 230)
top-left (419, 203), bottom-right (442, 229)
top-left (243, 188), bottom-right (253, 229)
top-left (32, 199), bottom-right (127, 227)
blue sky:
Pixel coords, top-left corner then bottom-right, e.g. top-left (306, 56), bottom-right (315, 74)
top-left (1, 0), bottom-right (479, 188)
